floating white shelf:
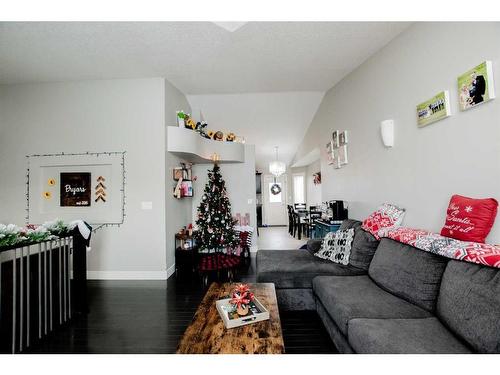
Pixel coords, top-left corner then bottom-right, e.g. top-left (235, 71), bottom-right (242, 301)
top-left (167, 126), bottom-right (245, 164)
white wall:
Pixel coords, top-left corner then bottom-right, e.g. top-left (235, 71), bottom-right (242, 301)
top-left (293, 22), bottom-right (500, 243)
top-left (164, 80), bottom-right (193, 276)
top-left (0, 78), bottom-right (192, 279)
top-left (191, 145), bottom-right (258, 249)
top-left (306, 159), bottom-right (322, 207)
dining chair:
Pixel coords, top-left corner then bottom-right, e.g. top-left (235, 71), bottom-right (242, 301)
top-left (294, 203), bottom-right (306, 210)
top-left (307, 206), bottom-right (322, 238)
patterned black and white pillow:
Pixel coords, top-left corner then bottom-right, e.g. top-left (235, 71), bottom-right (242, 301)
top-left (314, 228), bottom-right (355, 265)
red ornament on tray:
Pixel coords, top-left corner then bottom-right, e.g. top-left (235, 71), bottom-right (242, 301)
top-left (230, 284), bottom-right (255, 316)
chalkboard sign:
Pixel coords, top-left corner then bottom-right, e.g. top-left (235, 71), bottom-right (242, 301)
top-left (60, 172), bottom-right (91, 207)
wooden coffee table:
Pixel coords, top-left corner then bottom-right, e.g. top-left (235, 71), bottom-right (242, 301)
top-left (176, 282), bottom-right (285, 354)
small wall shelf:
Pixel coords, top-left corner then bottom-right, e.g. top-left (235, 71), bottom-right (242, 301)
top-left (167, 127), bottom-right (245, 164)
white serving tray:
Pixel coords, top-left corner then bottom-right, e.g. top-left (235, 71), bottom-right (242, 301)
top-left (216, 297), bottom-right (270, 329)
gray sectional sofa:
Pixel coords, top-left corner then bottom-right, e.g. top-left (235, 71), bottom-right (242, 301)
top-left (256, 219), bottom-right (500, 353)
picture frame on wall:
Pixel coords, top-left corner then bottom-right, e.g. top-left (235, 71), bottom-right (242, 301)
top-left (60, 172), bottom-right (91, 207)
top-left (332, 131), bottom-right (339, 148)
top-left (339, 131), bottom-right (349, 145)
top-left (338, 145), bottom-right (348, 165)
top-left (458, 61), bottom-right (495, 111)
top-left (416, 91), bottom-right (451, 127)
top-left (326, 141), bottom-right (334, 165)
top-left (332, 148), bottom-right (341, 169)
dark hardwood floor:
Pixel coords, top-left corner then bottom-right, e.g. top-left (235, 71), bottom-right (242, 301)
top-left (25, 256), bottom-right (337, 354)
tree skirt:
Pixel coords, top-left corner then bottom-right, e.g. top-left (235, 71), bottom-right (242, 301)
top-left (383, 227), bottom-right (500, 269)
top-left (198, 253), bottom-right (241, 272)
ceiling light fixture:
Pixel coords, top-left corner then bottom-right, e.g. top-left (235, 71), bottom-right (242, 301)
top-left (212, 22), bottom-right (247, 33)
top-left (269, 146), bottom-right (286, 177)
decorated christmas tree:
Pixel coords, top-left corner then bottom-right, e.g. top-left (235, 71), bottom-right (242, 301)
top-left (195, 163), bottom-right (239, 252)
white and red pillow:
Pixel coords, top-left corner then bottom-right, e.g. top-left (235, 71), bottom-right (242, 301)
top-left (362, 203), bottom-right (406, 239)
top-left (441, 195), bottom-right (498, 243)
top-left (384, 226), bottom-right (500, 269)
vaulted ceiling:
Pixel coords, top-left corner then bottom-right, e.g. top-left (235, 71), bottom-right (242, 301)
top-left (0, 21), bottom-right (411, 168)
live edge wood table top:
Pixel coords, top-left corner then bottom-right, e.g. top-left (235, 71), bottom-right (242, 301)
top-left (176, 282), bottom-right (285, 354)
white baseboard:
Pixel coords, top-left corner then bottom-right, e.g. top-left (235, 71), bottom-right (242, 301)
top-left (86, 271), bottom-right (168, 280)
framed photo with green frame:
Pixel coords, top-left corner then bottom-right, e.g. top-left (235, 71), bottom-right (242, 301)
top-left (458, 61), bottom-right (495, 111)
top-left (416, 91), bottom-right (451, 128)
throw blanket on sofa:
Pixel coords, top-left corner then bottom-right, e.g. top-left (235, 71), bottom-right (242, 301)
top-left (382, 227), bottom-right (500, 269)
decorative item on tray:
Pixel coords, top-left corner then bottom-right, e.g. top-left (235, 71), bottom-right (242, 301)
top-left (216, 283), bottom-right (270, 328)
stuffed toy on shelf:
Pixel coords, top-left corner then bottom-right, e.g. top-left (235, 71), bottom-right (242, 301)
top-left (214, 131), bottom-right (224, 141)
top-left (226, 132), bottom-right (236, 142)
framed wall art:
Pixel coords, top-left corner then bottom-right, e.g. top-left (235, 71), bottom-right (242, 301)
top-left (458, 61), bottom-right (495, 111)
top-left (339, 131), bottom-right (349, 145)
top-left (338, 145), bottom-right (348, 165)
top-left (27, 152), bottom-right (125, 225)
top-left (60, 172), bottom-right (91, 207)
top-left (326, 141), bottom-right (334, 165)
top-left (332, 131), bottom-right (339, 148)
top-left (416, 90), bottom-right (451, 127)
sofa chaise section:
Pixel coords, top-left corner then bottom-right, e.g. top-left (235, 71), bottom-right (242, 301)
top-left (257, 249), bottom-right (364, 310)
top-left (256, 219), bottom-right (378, 311)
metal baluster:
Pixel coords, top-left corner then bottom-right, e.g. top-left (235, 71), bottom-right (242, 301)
top-left (58, 239), bottom-right (62, 325)
top-left (38, 243), bottom-right (42, 339)
top-left (44, 242), bottom-right (47, 335)
top-left (12, 249), bottom-right (17, 354)
top-left (26, 245), bottom-right (30, 348)
top-left (19, 246), bottom-right (23, 352)
top-left (68, 237), bottom-right (72, 319)
top-left (49, 241), bottom-right (53, 331)
top-left (63, 238), bottom-right (67, 322)
top-left (0, 251), bottom-right (2, 347)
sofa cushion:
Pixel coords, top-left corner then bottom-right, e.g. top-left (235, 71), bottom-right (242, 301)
top-left (312, 275), bottom-right (431, 335)
top-left (339, 219), bottom-right (362, 231)
top-left (437, 260), bottom-right (500, 353)
top-left (339, 219), bottom-right (380, 271)
top-left (256, 249), bottom-right (365, 289)
top-left (348, 317), bottom-right (471, 354)
top-left (306, 239), bottom-right (322, 255)
top-left (368, 238), bottom-right (448, 312)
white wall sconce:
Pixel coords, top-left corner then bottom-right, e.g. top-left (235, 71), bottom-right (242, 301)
top-left (380, 119), bottom-right (394, 148)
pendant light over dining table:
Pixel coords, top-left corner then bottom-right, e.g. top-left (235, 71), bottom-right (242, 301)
top-left (269, 146), bottom-right (286, 177)
top-left (269, 146), bottom-right (286, 195)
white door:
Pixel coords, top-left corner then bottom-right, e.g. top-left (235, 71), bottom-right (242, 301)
top-left (263, 174), bottom-right (288, 226)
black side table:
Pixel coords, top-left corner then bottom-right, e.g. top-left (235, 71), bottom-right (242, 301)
top-left (174, 232), bottom-right (198, 278)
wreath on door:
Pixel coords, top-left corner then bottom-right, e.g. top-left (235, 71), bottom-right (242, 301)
top-left (270, 183), bottom-right (282, 195)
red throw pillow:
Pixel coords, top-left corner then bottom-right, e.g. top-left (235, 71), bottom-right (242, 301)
top-left (441, 195), bottom-right (498, 243)
top-left (361, 203), bottom-right (406, 240)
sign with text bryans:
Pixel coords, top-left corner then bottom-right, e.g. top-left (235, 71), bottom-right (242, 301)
top-left (60, 172), bottom-right (91, 207)
top-left (416, 90), bottom-right (451, 127)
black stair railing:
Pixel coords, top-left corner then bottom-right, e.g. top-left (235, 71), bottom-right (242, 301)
top-left (0, 228), bottom-right (89, 353)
